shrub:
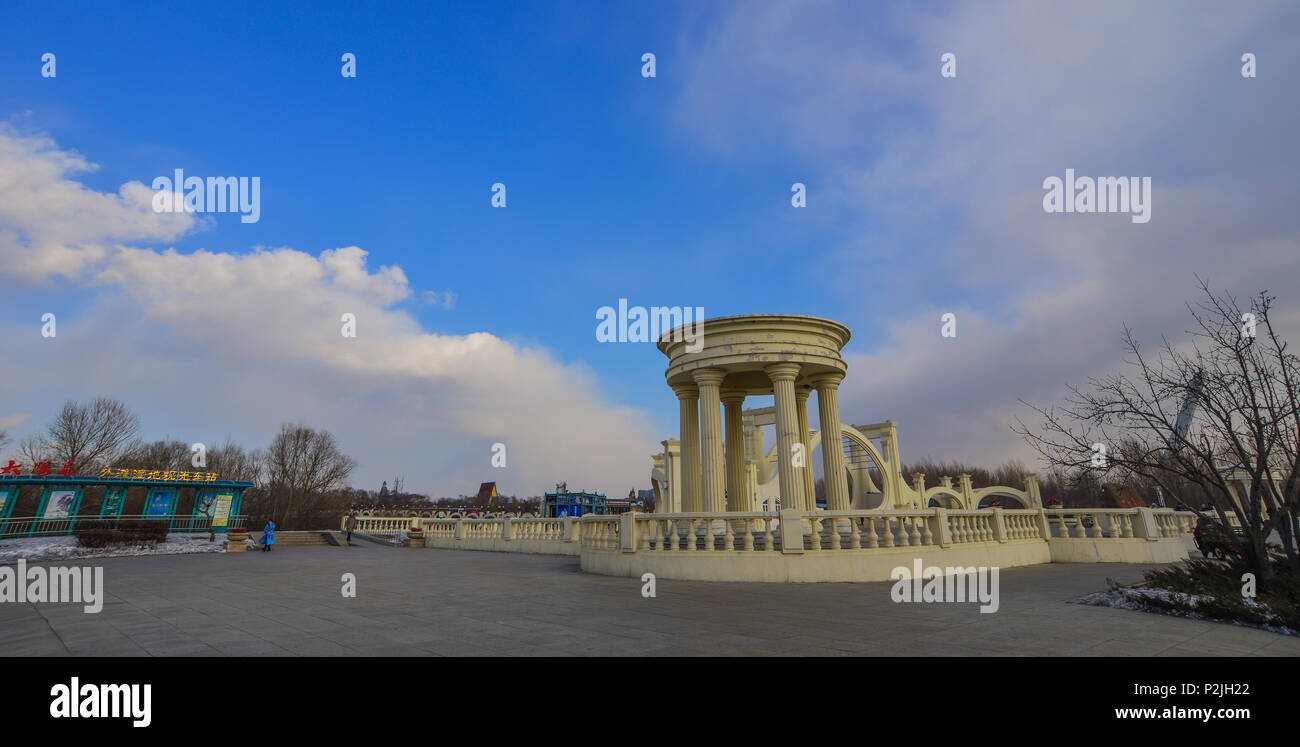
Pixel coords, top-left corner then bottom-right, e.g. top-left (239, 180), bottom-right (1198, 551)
top-left (75, 520), bottom-right (169, 549)
top-left (1139, 556), bottom-right (1300, 632)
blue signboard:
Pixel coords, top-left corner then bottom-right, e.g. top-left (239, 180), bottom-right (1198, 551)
top-left (147, 489), bottom-right (176, 516)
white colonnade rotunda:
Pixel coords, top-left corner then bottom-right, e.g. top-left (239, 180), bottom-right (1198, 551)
top-left (650, 314), bottom-right (1044, 515)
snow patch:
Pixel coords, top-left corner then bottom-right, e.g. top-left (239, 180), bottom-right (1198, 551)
top-left (1077, 586), bottom-right (1298, 637)
top-left (0, 533), bottom-right (228, 565)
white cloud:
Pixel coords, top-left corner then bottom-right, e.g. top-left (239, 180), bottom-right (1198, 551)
top-left (0, 128), bottom-right (659, 497)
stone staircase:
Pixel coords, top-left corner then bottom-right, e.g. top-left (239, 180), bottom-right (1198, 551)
top-left (252, 531), bottom-right (340, 547)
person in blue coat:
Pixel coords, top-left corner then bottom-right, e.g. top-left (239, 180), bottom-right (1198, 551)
top-left (262, 520), bottom-right (276, 551)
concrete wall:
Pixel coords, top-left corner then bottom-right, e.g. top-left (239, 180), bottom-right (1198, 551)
top-left (423, 536), bottom-right (579, 556)
top-left (1046, 537), bottom-right (1189, 564)
top-left (581, 540), bottom-right (1052, 583)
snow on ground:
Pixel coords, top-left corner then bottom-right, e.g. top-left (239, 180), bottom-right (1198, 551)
top-left (1077, 586), bottom-right (1298, 637)
top-left (0, 533), bottom-right (227, 565)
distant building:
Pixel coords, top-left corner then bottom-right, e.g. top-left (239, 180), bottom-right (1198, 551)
top-left (542, 488), bottom-right (609, 518)
top-left (476, 482), bottom-right (499, 505)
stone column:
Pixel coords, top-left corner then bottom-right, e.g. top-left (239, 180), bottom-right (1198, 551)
top-left (693, 369), bottom-right (727, 514)
top-left (673, 384), bottom-right (702, 513)
top-left (766, 363), bottom-right (805, 512)
top-left (958, 473), bottom-right (974, 511)
top-left (811, 373), bottom-right (849, 511)
top-left (796, 387), bottom-right (816, 508)
top-left (722, 390), bottom-right (748, 512)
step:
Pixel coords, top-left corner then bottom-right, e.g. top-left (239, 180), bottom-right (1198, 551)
top-left (251, 531), bottom-right (334, 546)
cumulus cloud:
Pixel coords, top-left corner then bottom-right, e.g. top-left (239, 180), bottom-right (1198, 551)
top-left (0, 128), bottom-right (658, 497)
top-left (673, 0), bottom-right (1300, 466)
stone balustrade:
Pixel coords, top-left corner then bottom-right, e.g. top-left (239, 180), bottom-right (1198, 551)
top-left (415, 516), bottom-right (582, 556)
top-left (353, 507), bottom-right (1194, 582)
top-left (348, 516), bottom-right (421, 534)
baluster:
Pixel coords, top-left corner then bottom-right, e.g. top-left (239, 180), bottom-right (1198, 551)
top-left (806, 516), bottom-right (820, 551)
top-left (894, 517), bottom-right (910, 547)
top-left (742, 520), bottom-right (754, 551)
top-left (830, 518), bottom-right (842, 550)
top-left (864, 517), bottom-right (879, 548)
top-left (881, 517), bottom-right (895, 547)
top-left (850, 518), bottom-right (862, 549)
top-left (920, 516), bottom-right (934, 545)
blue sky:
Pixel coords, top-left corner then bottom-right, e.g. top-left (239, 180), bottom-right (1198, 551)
top-left (2, 1), bottom-right (1298, 497)
top-left (2, 1), bottom-right (862, 411)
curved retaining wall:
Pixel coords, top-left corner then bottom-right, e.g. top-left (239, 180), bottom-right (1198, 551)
top-left (580, 540), bottom-right (1053, 583)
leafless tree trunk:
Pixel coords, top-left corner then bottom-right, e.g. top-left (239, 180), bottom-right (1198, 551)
top-left (265, 423), bottom-right (356, 527)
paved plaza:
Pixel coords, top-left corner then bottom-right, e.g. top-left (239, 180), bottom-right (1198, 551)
top-left (3, 544), bottom-right (1298, 656)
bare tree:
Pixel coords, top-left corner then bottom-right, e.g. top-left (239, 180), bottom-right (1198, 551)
top-left (116, 439), bottom-right (190, 471)
top-left (1015, 280), bottom-right (1299, 581)
top-left (18, 434), bottom-right (52, 465)
top-left (263, 423), bottom-right (357, 526)
top-left (206, 437), bottom-right (264, 484)
top-left (36, 397), bottom-right (141, 473)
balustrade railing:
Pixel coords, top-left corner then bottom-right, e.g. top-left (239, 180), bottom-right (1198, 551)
top-left (572, 507), bottom-right (1192, 555)
top-left (512, 518), bottom-right (568, 541)
top-left (350, 517), bottom-right (418, 534)
top-left (580, 516), bottom-right (620, 551)
top-left (345, 506), bottom-right (1193, 557)
top-left (1002, 509), bottom-right (1044, 540)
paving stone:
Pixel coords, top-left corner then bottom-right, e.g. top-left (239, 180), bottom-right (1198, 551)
top-left (2, 547), bottom-right (1298, 656)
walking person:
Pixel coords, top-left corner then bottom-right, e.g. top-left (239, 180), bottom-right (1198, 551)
top-left (262, 519), bottom-right (276, 552)
top-left (345, 512), bottom-right (358, 545)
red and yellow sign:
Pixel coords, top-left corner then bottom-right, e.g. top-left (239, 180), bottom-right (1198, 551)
top-left (98, 468), bottom-right (220, 482)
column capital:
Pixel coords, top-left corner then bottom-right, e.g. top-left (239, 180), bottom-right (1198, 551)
top-left (691, 367), bottom-right (727, 387)
top-left (764, 362), bottom-right (802, 382)
top-left (808, 372), bottom-right (845, 390)
top-left (671, 383), bottom-right (699, 399)
top-left (720, 389), bottom-right (746, 406)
